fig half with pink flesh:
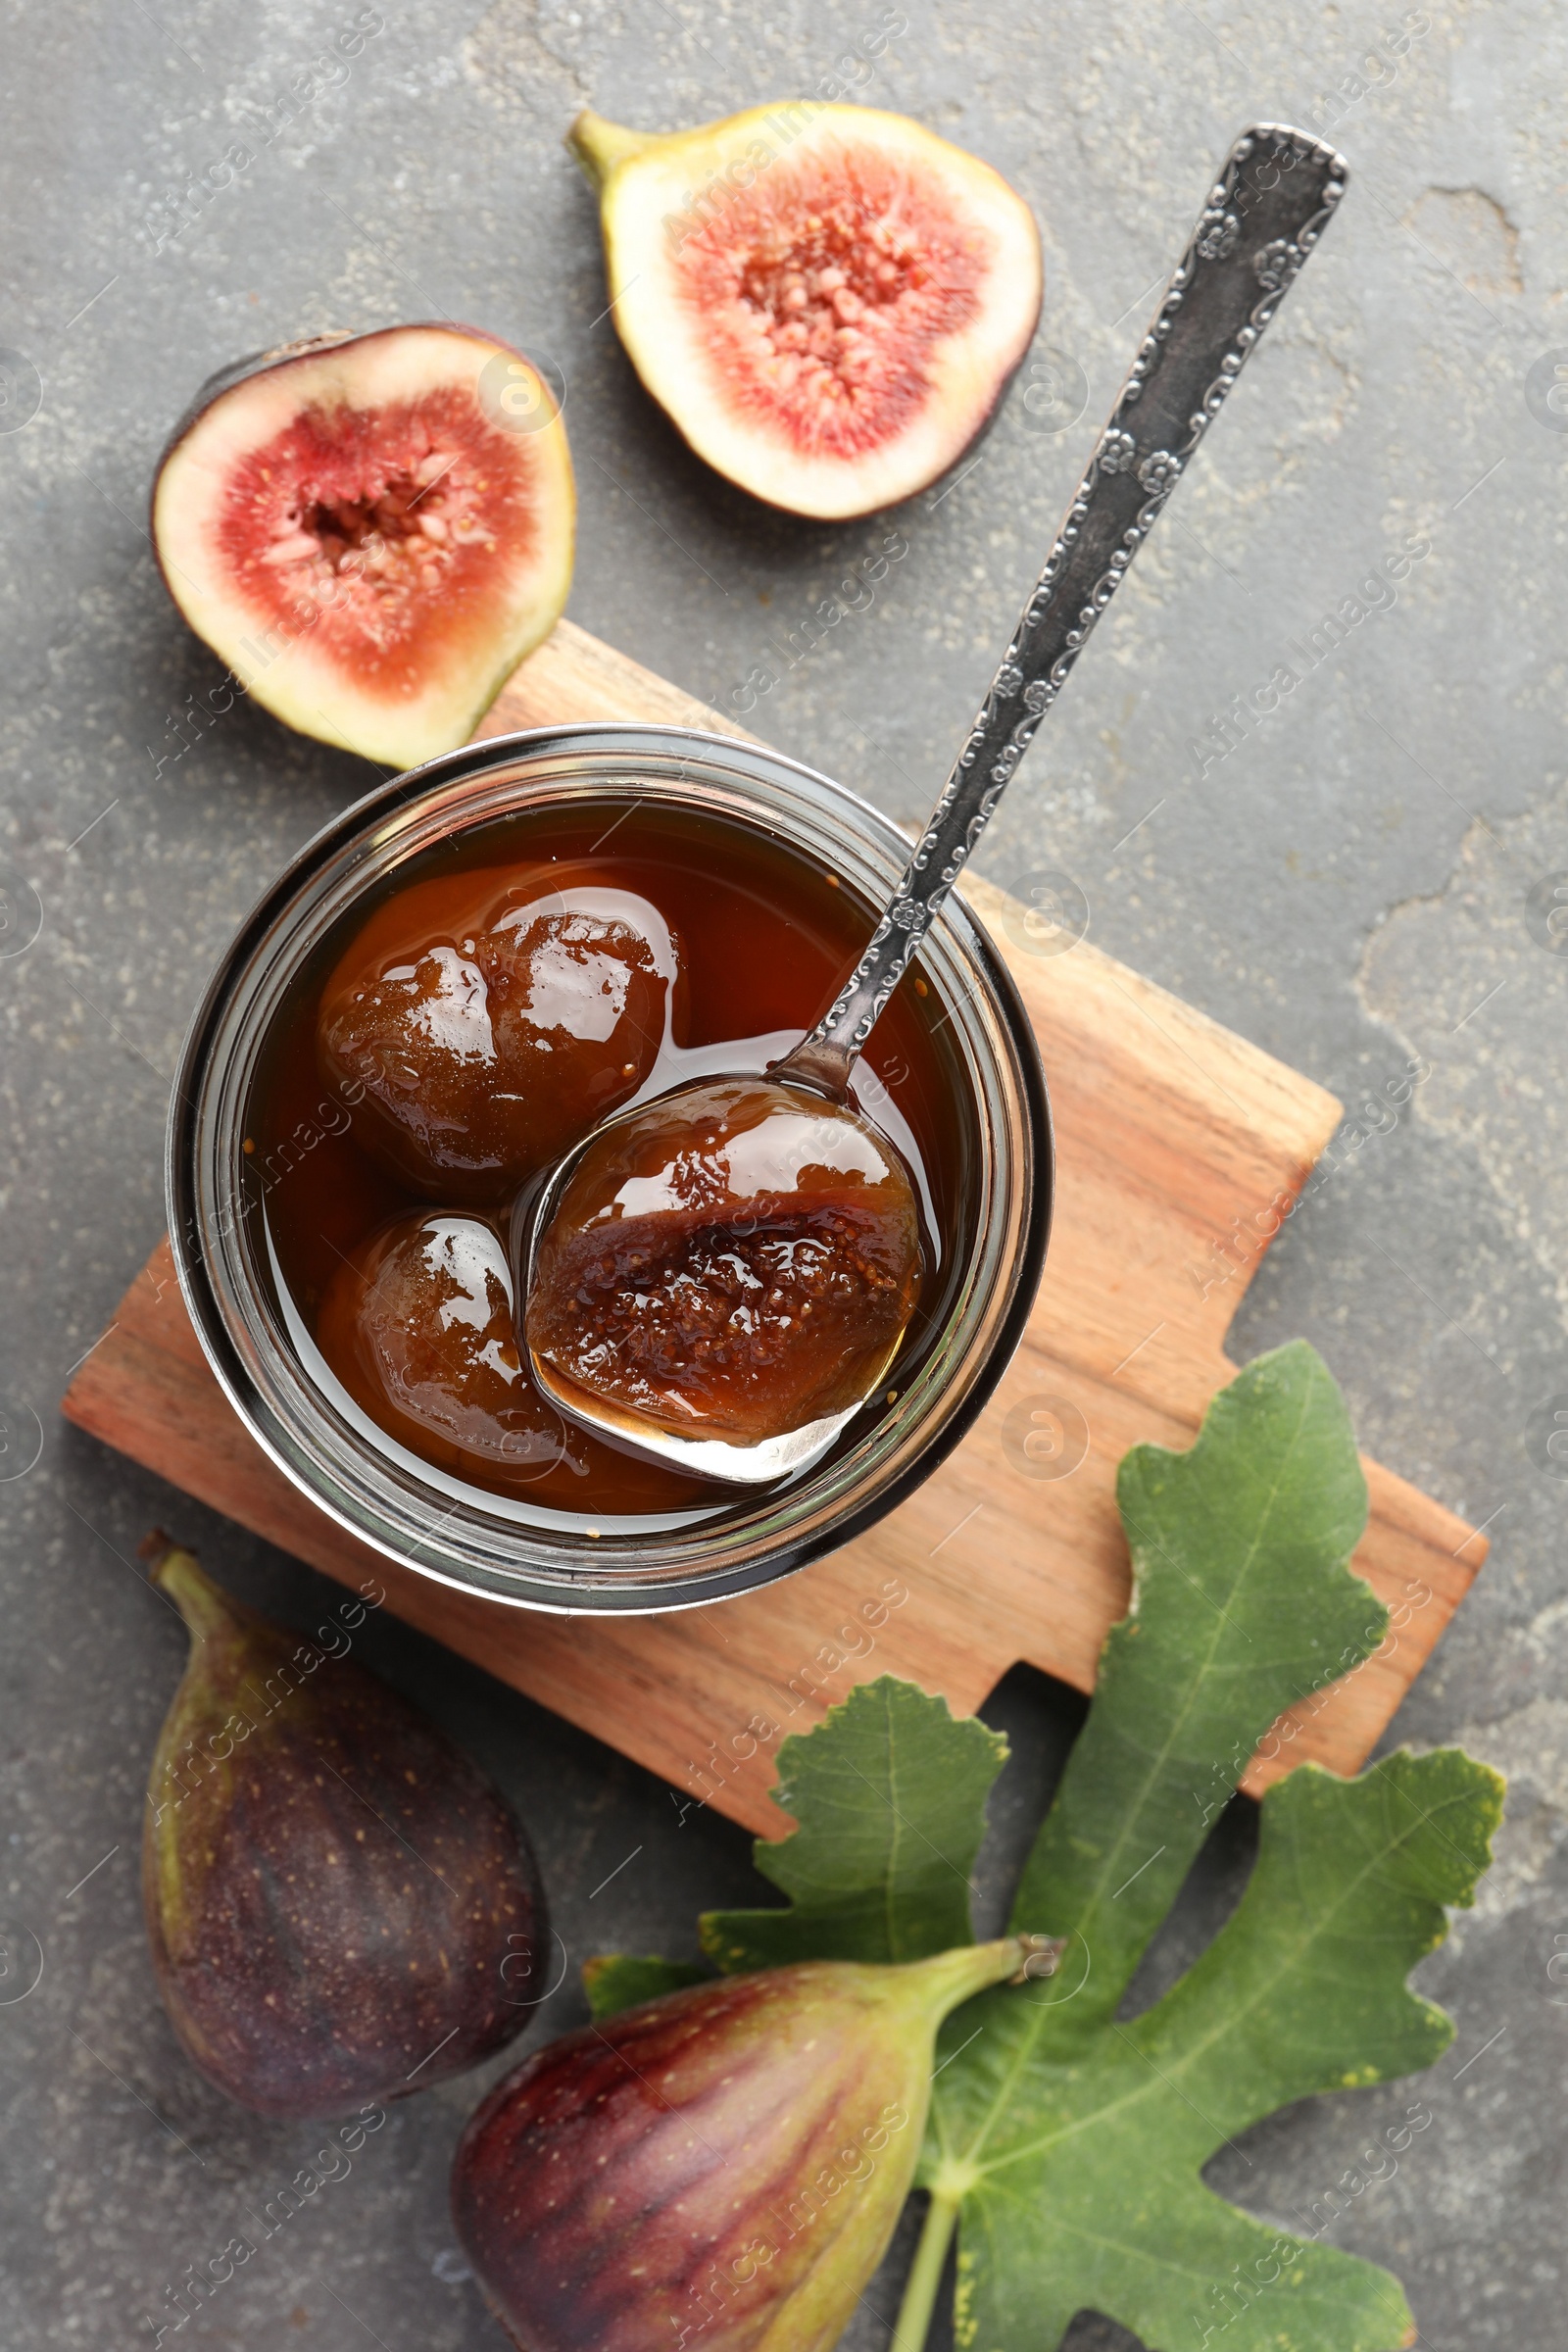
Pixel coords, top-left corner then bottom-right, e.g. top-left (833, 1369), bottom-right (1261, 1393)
top-left (151, 324), bottom-right (574, 767)
top-left (568, 103), bottom-right (1041, 520)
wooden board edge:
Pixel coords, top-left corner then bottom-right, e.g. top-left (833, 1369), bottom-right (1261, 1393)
top-left (62, 1235), bottom-right (1491, 1832)
top-left (478, 617), bottom-right (750, 743)
top-left (958, 871), bottom-right (1345, 1169)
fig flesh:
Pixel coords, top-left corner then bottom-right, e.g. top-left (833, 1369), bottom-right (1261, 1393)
top-left (317, 1208), bottom-right (586, 1493)
top-left (452, 1936), bottom-right (1053, 2352)
top-left (318, 865), bottom-right (679, 1200)
top-left (152, 324), bottom-right (574, 767)
top-left (568, 103), bottom-right (1041, 519)
top-left (527, 1078), bottom-right (922, 1446)
top-left (142, 1536), bottom-right (547, 2119)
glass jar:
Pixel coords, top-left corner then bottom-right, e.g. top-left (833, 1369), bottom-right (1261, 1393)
top-left (168, 726), bottom-right (1052, 1612)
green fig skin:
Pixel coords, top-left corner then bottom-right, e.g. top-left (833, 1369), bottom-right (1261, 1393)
top-left (142, 1538), bottom-right (547, 2120)
top-left (452, 1937), bottom-right (1041, 2352)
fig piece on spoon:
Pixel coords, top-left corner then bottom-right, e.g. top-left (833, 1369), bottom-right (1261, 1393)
top-left (526, 1078), bottom-right (922, 1481)
top-left (523, 124), bottom-right (1349, 1485)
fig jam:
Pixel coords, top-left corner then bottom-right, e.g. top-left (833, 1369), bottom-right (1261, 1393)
top-left (247, 796), bottom-right (974, 1530)
top-left (318, 867), bottom-right (678, 1200)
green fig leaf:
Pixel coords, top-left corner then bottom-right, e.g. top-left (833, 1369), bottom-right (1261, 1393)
top-left (909, 1341), bottom-right (1502, 2351)
top-left (582, 1953), bottom-right (709, 2020)
top-left (926, 1747), bottom-right (1502, 2352)
top-left (1010, 1338), bottom-right (1381, 2037)
top-left (699, 1675), bottom-right (1008, 1973)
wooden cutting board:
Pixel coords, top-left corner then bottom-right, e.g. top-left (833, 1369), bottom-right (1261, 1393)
top-left (63, 620), bottom-right (1486, 1835)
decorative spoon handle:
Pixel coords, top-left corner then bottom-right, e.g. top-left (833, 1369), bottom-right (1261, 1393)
top-left (780, 122), bottom-right (1348, 1095)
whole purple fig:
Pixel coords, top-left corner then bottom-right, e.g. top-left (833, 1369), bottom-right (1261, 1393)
top-left (452, 1935), bottom-right (1055, 2351)
top-left (141, 1535), bottom-right (547, 2119)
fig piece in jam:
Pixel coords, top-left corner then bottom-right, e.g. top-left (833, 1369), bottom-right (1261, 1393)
top-left (527, 1078), bottom-right (922, 1446)
top-left (318, 866), bottom-right (679, 1201)
top-left (318, 1209), bottom-right (581, 1489)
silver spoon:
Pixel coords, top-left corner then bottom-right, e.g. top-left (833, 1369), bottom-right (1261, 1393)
top-left (518, 122), bottom-right (1349, 1485)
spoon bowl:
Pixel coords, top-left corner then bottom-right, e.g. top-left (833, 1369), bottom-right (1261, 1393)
top-left (517, 1071), bottom-right (921, 1486)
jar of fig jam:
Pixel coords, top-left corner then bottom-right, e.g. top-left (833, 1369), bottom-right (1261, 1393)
top-left (169, 727), bottom-right (1051, 1611)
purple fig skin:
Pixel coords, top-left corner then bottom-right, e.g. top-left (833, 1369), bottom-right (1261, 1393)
top-left (452, 1936), bottom-right (1041, 2352)
top-left (141, 1535), bottom-right (547, 2120)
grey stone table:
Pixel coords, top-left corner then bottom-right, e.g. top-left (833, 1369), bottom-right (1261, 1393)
top-left (2, 2), bottom-right (1563, 2345)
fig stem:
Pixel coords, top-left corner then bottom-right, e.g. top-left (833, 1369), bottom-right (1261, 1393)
top-left (891, 2190), bottom-right (960, 2352)
top-left (913, 1934), bottom-right (1043, 2015)
top-left (566, 109), bottom-right (671, 187)
top-left (882, 1935), bottom-right (1054, 2351)
top-left (139, 1535), bottom-right (236, 1647)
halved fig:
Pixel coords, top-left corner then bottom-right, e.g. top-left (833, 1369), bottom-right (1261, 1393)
top-left (152, 325), bottom-right (574, 768)
top-left (568, 103), bottom-right (1041, 520)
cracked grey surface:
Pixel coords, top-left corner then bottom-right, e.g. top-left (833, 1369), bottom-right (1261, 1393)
top-left (2, 1), bottom-right (1564, 2346)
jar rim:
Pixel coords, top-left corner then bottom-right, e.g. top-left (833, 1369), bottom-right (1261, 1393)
top-left (167, 723), bottom-right (1053, 1613)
